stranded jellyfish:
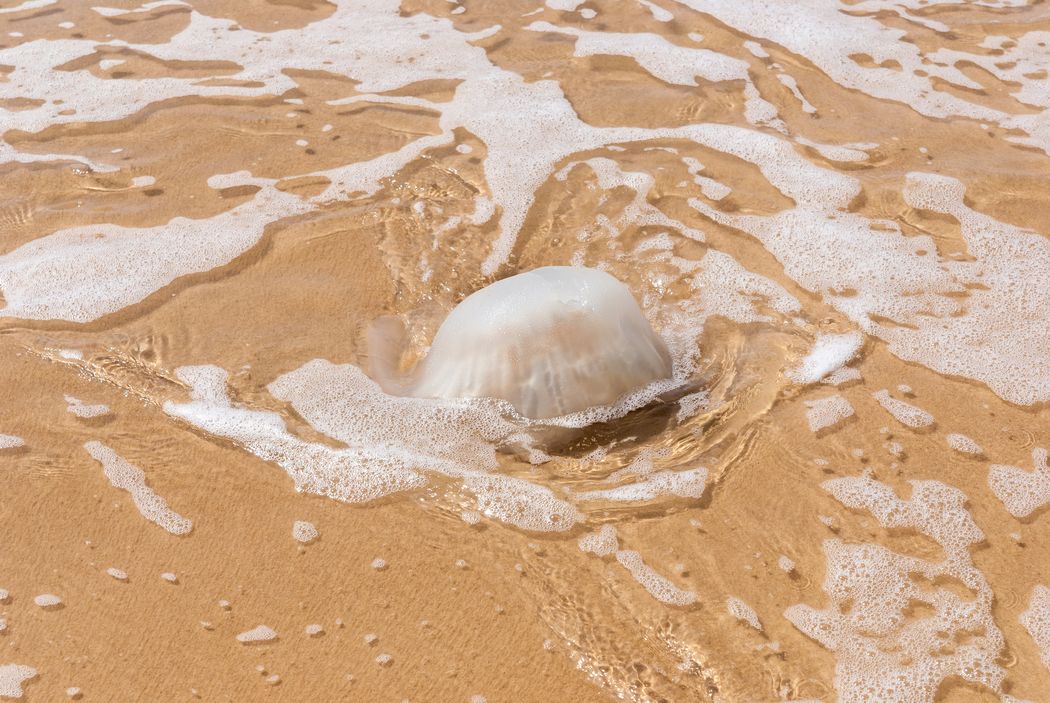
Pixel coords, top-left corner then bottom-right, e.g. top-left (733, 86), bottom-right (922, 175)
top-left (408, 266), bottom-right (673, 419)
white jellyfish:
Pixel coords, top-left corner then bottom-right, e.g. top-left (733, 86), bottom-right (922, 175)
top-left (403, 267), bottom-right (673, 419)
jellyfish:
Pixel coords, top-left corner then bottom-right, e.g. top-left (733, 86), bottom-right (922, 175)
top-left (400, 266), bottom-right (673, 419)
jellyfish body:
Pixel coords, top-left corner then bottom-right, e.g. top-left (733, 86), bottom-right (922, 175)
top-left (410, 266), bottom-right (672, 419)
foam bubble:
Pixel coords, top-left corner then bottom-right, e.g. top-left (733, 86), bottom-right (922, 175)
top-left (526, 22), bottom-right (749, 86)
top-left (637, 0), bottom-right (672, 22)
top-left (777, 555), bottom-right (796, 573)
top-left (105, 568), bottom-right (128, 582)
top-left (787, 476), bottom-right (1005, 701)
top-left (84, 442), bottom-right (193, 535)
top-left (946, 433), bottom-right (982, 456)
top-left (0, 435), bottom-right (24, 450)
top-left (988, 448), bottom-right (1050, 519)
top-left (292, 521), bottom-right (318, 544)
top-left (822, 367), bottom-right (862, 386)
top-left (1020, 585), bottom-right (1050, 670)
top-left (578, 525), bottom-right (619, 557)
top-left (789, 332), bottom-right (864, 384)
top-left (776, 73), bottom-right (817, 114)
top-left (160, 572), bottom-right (178, 583)
top-left (236, 625), bottom-right (277, 644)
top-left (682, 157), bottom-right (732, 201)
top-left (545, 0), bottom-right (584, 9)
top-left (34, 594), bottom-right (61, 609)
top-left (804, 395), bottom-right (854, 432)
top-left (872, 390), bottom-right (934, 429)
top-left (65, 396), bottom-right (110, 419)
top-left (167, 362), bottom-right (583, 532)
top-left (615, 550), bottom-right (696, 606)
top-left (574, 467), bottom-right (707, 502)
top-left (726, 596), bottom-right (762, 631)
top-left (0, 175), bottom-right (310, 322)
top-left (0, 665), bottom-right (36, 699)
top-left (0, 0), bottom-right (56, 13)
top-left (692, 165), bottom-right (1050, 406)
top-left (305, 624), bottom-right (324, 637)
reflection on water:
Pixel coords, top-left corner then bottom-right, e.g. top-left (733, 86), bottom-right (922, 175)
top-left (1, 0), bottom-right (1050, 700)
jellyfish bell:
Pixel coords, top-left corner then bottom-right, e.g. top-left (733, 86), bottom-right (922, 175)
top-left (401, 266), bottom-right (674, 420)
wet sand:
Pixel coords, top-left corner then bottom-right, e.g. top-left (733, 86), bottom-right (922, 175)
top-left (2, 0), bottom-right (1050, 701)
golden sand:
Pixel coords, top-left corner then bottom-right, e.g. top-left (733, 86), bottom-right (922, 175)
top-left (1, 0), bottom-right (1050, 701)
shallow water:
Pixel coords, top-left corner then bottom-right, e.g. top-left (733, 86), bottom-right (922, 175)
top-left (1, 0), bottom-right (1050, 700)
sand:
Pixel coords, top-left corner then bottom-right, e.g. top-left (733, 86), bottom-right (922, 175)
top-left (1, 0), bottom-right (1050, 700)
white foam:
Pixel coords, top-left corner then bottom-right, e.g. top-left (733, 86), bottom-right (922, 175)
top-left (292, 521), bottom-right (318, 544)
top-left (84, 441), bottom-right (193, 535)
top-left (164, 365), bottom-right (429, 506)
top-left (0, 174), bottom-right (309, 322)
top-left (0, 434), bottom-right (24, 450)
top-left (789, 332), bottom-right (864, 384)
top-left (58, 349), bottom-right (82, 360)
top-left (946, 433), bottom-right (982, 456)
top-left (574, 467), bottom-right (707, 502)
top-left (160, 572), bottom-right (177, 583)
top-left (165, 362), bottom-right (582, 532)
top-left (795, 136), bottom-right (874, 163)
top-left (682, 157), bottom-right (732, 201)
top-left (0, 665), bottom-right (36, 699)
top-left (777, 555), bottom-right (795, 573)
top-left (236, 625), bottom-right (277, 644)
top-left (988, 448), bottom-right (1050, 519)
top-left (1020, 585), bottom-right (1050, 670)
top-left (545, 0), bottom-right (584, 9)
top-left (105, 567), bottom-right (128, 582)
top-left (578, 525), bottom-right (619, 557)
top-left (786, 476), bottom-right (1005, 700)
top-left (305, 624), bottom-right (324, 637)
top-left (615, 550), bottom-right (697, 606)
top-left (0, 0), bottom-right (56, 13)
top-left (65, 396), bottom-right (110, 419)
top-left (804, 395), bottom-right (854, 433)
top-left (670, 0), bottom-right (1050, 153)
top-left (726, 596), bottom-right (762, 630)
top-left (822, 367), bottom-right (862, 386)
top-left (743, 40), bottom-right (769, 58)
top-left (776, 73), bottom-right (817, 114)
top-left (526, 22), bottom-right (749, 86)
top-left (33, 594), bottom-right (61, 609)
top-left (690, 157), bottom-right (1050, 406)
top-left (872, 390), bottom-right (934, 429)
top-left (675, 391), bottom-right (709, 422)
top-left (637, 0), bottom-right (672, 21)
